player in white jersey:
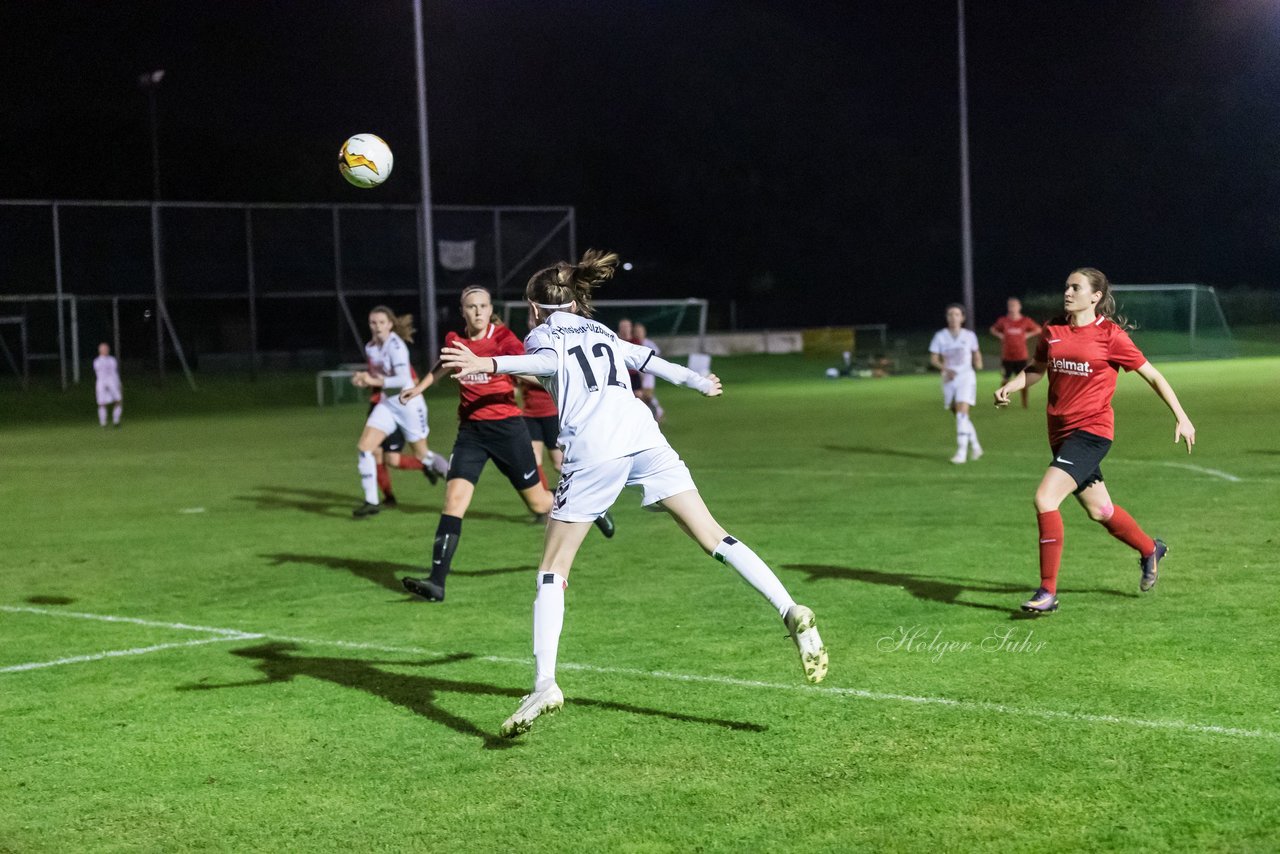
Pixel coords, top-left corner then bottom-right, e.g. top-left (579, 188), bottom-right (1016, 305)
top-left (350, 307), bottom-right (448, 518)
top-left (633, 322), bottom-right (665, 422)
top-left (93, 342), bottom-right (123, 427)
top-left (928, 303), bottom-right (984, 463)
top-left (440, 249), bottom-right (828, 738)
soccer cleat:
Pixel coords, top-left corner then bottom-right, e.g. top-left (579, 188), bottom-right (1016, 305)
top-left (1139, 539), bottom-right (1167, 592)
top-left (969, 442), bottom-right (984, 461)
top-left (421, 462), bottom-right (441, 486)
top-left (500, 683), bottom-right (564, 737)
top-left (382, 494), bottom-right (398, 510)
top-left (784, 604), bottom-right (828, 683)
top-left (402, 575), bottom-right (445, 602)
top-left (593, 511), bottom-right (616, 539)
top-left (950, 449), bottom-right (968, 465)
top-left (352, 501), bottom-right (381, 519)
top-left (1020, 588), bottom-right (1059, 614)
top-left (532, 512), bottom-right (549, 525)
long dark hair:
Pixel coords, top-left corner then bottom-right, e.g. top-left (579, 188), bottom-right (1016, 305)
top-left (525, 249), bottom-right (620, 318)
top-left (369, 305), bottom-right (416, 342)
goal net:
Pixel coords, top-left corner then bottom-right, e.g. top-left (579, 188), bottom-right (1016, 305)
top-left (1109, 284), bottom-right (1236, 360)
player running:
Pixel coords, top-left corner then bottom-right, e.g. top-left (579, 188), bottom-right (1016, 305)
top-left (93, 342), bottom-right (123, 428)
top-left (929, 304), bottom-right (984, 464)
top-left (351, 308), bottom-right (448, 518)
top-left (994, 268), bottom-right (1196, 614)
top-left (989, 297), bottom-right (1042, 409)
top-left (398, 287), bottom-right (613, 604)
top-left (440, 250), bottom-right (827, 738)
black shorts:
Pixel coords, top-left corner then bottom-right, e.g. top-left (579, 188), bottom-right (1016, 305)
top-left (448, 417), bottom-right (541, 490)
top-left (1001, 359), bottom-right (1029, 381)
top-left (368, 402), bottom-right (406, 453)
top-left (523, 415), bottom-right (560, 448)
top-left (1050, 430), bottom-right (1111, 494)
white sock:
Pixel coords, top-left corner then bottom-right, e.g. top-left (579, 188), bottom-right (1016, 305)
top-left (711, 536), bottom-right (795, 620)
top-left (533, 572), bottom-right (567, 691)
top-left (652, 397), bottom-right (665, 420)
top-left (955, 412), bottom-right (969, 449)
top-left (357, 451), bottom-right (378, 504)
top-left (98, 406), bottom-right (107, 427)
top-left (111, 404), bottom-right (122, 425)
top-left (966, 415), bottom-right (981, 449)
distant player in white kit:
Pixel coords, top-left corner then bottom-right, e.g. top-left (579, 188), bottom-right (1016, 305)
top-left (632, 321), bottom-right (665, 422)
top-left (350, 307), bottom-right (448, 518)
top-left (440, 249), bottom-right (828, 738)
top-left (929, 303), bottom-right (984, 463)
top-left (93, 342), bottom-right (123, 428)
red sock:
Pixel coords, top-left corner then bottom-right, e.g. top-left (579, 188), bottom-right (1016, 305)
top-left (1101, 505), bottom-right (1155, 556)
top-left (537, 464), bottom-right (548, 490)
top-left (376, 464), bottom-right (392, 498)
top-left (1037, 510), bottom-right (1064, 594)
top-left (395, 456), bottom-right (424, 471)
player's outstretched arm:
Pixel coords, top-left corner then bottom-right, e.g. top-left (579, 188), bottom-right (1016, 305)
top-left (1135, 361), bottom-right (1196, 453)
top-left (994, 361), bottom-right (1044, 407)
top-left (398, 362), bottom-right (444, 403)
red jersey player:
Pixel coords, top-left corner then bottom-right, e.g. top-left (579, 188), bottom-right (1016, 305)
top-left (397, 286), bottom-right (612, 603)
top-left (994, 268), bottom-right (1196, 614)
top-left (989, 297), bottom-right (1042, 408)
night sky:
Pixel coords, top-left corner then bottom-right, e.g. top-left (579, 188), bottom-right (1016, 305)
top-left (4, 0), bottom-right (1280, 329)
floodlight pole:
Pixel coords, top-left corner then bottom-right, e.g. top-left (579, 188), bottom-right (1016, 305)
top-left (140, 69), bottom-right (167, 382)
top-left (957, 0), bottom-right (975, 329)
top-left (413, 0), bottom-right (441, 362)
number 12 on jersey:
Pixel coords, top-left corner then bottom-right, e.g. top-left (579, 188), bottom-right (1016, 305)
top-left (568, 343), bottom-right (628, 392)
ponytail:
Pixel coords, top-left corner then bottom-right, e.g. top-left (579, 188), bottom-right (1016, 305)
top-left (526, 249), bottom-right (620, 318)
top-left (369, 305), bottom-right (416, 343)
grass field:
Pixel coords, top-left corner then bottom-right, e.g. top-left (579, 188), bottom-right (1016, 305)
top-left (2, 356), bottom-right (1279, 852)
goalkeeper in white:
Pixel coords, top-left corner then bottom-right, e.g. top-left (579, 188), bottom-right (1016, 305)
top-left (440, 249), bottom-right (828, 738)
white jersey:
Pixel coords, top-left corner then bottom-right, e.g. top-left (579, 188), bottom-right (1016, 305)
top-left (493, 312), bottom-right (710, 473)
top-left (928, 328), bottom-right (980, 375)
top-left (94, 355), bottom-right (120, 387)
top-left (364, 332), bottom-right (413, 392)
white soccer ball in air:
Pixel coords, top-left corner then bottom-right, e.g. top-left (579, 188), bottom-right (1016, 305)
top-left (339, 134), bottom-right (393, 188)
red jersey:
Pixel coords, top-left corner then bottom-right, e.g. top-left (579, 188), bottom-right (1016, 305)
top-left (1034, 316), bottom-right (1147, 448)
top-left (992, 314), bottom-right (1042, 361)
top-left (446, 324), bottom-right (524, 422)
top-left (519, 378), bottom-right (558, 418)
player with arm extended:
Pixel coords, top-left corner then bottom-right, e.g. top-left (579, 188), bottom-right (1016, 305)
top-left (350, 308), bottom-right (448, 518)
top-left (398, 287), bottom-right (613, 603)
top-left (441, 250), bottom-right (828, 738)
top-left (994, 268), bottom-right (1196, 614)
top-left (93, 342), bottom-right (123, 427)
top-left (929, 303), bottom-right (984, 464)
top-left (989, 297), bottom-right (1042, 409)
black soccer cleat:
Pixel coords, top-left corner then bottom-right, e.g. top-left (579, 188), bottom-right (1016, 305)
top-left (352, 501), bottom-right (381, 519)
top-left (1139, 539), bottom-right (1167, 592)
top-left (403, 575), bottom-right (445, 602)
top-left (593, 511), bottom-right (616, 539)
top-left (422, 464), bottom-right (441, 486)
top-left (383, 494), bottom-right (398, 510)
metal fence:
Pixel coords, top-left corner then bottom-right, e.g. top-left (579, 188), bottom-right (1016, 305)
top-left (0, 200), bottom-right (575, 388)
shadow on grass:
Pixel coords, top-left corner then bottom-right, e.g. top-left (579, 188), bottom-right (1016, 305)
top-left (821, 445), bottom-right (940, 462)
top-left (179, 642), bottom-right (764, 749)
top-left (239, 485), bottom-right (534, 523)
top-left (786, 563), bottom-right (1137, 619)
top-left (263, 553), bottom-right (533, 596)
top-left (24, 595), bottom-right (76, 605)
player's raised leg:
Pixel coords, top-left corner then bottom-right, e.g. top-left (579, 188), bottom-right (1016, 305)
top-left (1076, 481), bottom-right (1165, 592)
top-left (658, 488), bottom-right (827, 683)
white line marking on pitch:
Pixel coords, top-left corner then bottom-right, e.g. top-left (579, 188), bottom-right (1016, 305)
top-left (1156, 462), bottom-right (1242, 482)
top-left (0, 635), bottom-right (259, 673)
top-left (4, 606), bottom-right (1276, 742)
top-left (178, 507), bottom-right (206, 514)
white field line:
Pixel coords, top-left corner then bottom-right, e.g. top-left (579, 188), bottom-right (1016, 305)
top-left (1, 605), bottom-right (252, 637)
top-left (4, 605), bottom-right (1277, 742)
top-left (0, 635), bottom-right (258, 673)
top-left (1156, 462), bottom-right (1243, 482)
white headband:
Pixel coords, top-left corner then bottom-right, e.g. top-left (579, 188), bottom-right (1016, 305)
top-left (534, 302), bottom-right (575, 310)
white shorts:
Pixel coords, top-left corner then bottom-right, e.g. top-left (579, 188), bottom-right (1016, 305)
top-left (365, 396), bottom-right (429, 443)
top-left (96, 382), bottom-right (122, 405)
top-left (551, 445), bottom-right (697, 522)
top-left (942, 372), bottom-right (977, 408)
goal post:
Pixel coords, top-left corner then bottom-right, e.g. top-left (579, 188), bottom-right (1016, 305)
top-left (1110, 284), bottom-right (1236, 360)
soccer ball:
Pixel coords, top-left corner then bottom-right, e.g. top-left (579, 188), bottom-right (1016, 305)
top-left (339, 134), bottom-right (393, 188)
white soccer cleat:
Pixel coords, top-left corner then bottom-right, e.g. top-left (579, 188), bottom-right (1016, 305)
top-left (969, 442), bottom-right (984, 461)
top-left (500, 683), bottom-right (565, 738)
top-left (950, 448), bottom-right (968, 465)
top-left (784, 605), bottom-right (828, 684)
